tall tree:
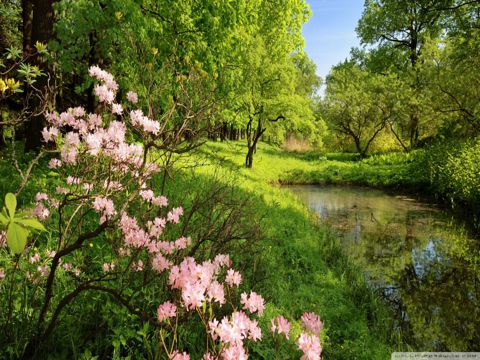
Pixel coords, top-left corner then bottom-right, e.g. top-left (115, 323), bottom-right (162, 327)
top-left (324, 63), bottom-right (403, 157)
top-left (356, 0), bottom-right (454, 149)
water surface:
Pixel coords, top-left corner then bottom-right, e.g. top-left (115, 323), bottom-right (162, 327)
top-left (288, 185), bottom-right (480, 351)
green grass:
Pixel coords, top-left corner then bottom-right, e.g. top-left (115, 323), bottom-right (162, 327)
top-left (0, 141), bottom-right (399, 359)
top-left (174, 141), bottom-right (399, 358)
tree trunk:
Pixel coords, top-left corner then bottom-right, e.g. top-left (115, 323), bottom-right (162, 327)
top-left (24, 0), bottom-right (55, 153)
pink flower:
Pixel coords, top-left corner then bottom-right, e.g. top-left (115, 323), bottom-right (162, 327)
top-left (152, 253), bottom-right (172, 273)
top-left (174, 236), bottom-right (191, 250)
top-left (48, 158), bottom-right (62, 169)
top-left (202, 353), bottom-right (217, 360)
top-left (157, 301), bottom-right (177, 322)
top-left (94, 84), bottom-right (114, 104)
top-left (41, 126), bottom-right (59, 142)
top-left (37, 265), bottom-right (50, 277)
top-left (271, 316), bottom-right (291, 339)
top-left (301, 312), bottom-right (323, 335)
top-left (102, 262), bottom-right (115, 272)
top-left (92, 196), bottom-right (116, 223)
top-left (297, 332), bottom-right (322, 360)
top-left (46, 250), bottom-right (56, 258)
top-left (130, 109), bottom-right (160, 134)
top-left (225, 269), bottom-right (242, 287)
top-left (29, 253), bottom-right (40, 264)
top-left (126, 91), bottom-right (138, 103)
top-left (66, 176), bottom-right (80, 185)
top-left (87, 113), bottom-right (103, 128)
top-left (220, 344), bottom-right (247, 360)
top-left (207, 281), bottom-right (225, 304)
top-left (86, 132), bottom-right (104, 155)
top-left (152, 195), bottom-right (168, 207)
top-left (167, 207), bottom-right (183, 223)
top-left (248, 319), bottom-right (262, 341)
top-left (240, 291), bottom-right (265, 315)
top-left (56, 186), bottom-right (68, 194)
top-left (33, 203), bottom-right (50, 220)
top-left (35, 192), bottom-right (48, 202)
top-left (112, 103), bottom-right (123, 115)
top-left (171, 351), bottom-right (189, 360)
top-left (140, 189), bottom-right (155, 202)
top-left (72, 106), bottom-right (85, 117)
top-left (214, 254), bottom-right (231, 268)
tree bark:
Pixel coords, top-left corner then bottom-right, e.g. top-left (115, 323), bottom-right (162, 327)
top-left (24, 0), bottom-right (55, 153)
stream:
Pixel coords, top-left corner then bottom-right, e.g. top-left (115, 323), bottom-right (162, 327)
top-left (287, 185), bottom-right (480, 351)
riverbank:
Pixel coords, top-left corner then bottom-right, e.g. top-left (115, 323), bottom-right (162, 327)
top-left (178, 141), bottom-right (402, 358)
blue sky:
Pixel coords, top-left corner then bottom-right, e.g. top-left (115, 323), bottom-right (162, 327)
top-left (302, 0), bottom-right (365, 83)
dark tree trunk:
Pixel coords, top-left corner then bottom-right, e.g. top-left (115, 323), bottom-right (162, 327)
top-left (24, 0), bottom-right (55, 153)
top-left (22, 0), bottom-right (34, 55)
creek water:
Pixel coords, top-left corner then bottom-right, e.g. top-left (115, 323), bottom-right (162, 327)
top-left (287, 185), bottom-right (480, 351)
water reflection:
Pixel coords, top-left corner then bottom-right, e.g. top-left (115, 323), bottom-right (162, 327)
top-left (288, 185), bottom-right (480, 351)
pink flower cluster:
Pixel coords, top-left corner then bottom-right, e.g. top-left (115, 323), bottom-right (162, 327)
top-left (240, 292), bottom-right (265, 315)
top-left (209, 311), bottom-right (262, 358)
top-left (301, 312), bottom-right (324, 335)
top-left (130, 109), bottom-right (160, 135)
top-left (168, 256), bottom-right (234, 309)
top-left (92, 196), bottom-right (116, 223)
top-left (157, 301), bottom-right (177, 322)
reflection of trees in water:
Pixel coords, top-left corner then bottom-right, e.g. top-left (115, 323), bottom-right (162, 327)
top-left (292, 186), bottom-right (480, 350)
top-left (333, 206), bottom-right (480, 350)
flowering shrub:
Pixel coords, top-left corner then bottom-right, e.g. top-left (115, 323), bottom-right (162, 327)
top-left (0, 67), bottom-right (323, 359)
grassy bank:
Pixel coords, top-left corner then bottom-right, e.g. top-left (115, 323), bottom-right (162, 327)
top-left (175, 141), bottom-right (400, 358)
top-left (0, 142), bottom-right (398, 359)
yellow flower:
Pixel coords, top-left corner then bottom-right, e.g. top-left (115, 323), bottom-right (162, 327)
top-left (6, 78), bottom-right (21, 92)
top-left (34, 41), bottom-right (47, 53)
top-left (151, 48), bottom-right (158, 56)
top-left (115, 11), bottom-right (123, 21)
top-left (0, 79), bottom-right (7, 93)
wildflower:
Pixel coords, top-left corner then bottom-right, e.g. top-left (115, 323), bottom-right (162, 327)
top-left (157, 301), bottom-right (177, 322)
top-left (102, 262), bottom-right (115, 272)
top-left (35, 192), bottom-right (49, 202)
top-left (33, 203), bottom-right (50, 220)
top-left (225, 269), bottom-right (242, 287)
top-left (29, 253), bottom-right (41, 264)
top-left (167, 207), bottom-right (183, 223)
top-left (41, 127), bottom-right (59, 143)
top-left (152, 195), bottom-right (168, 207)
top-left (94, 84), bottom-right (114, 104)
top-left (207, 281), bottom-right (225, 304)
top-left (48, 158), bottom-right (62, 169)
top-left (0, 268), bottom-right (5, 280)
top-left (112, 103), bottom-right (123, 115)
top-left (92, 196), bottom-right (116, 223)
top-left (126, 91), bottom-right (138, 104)
top-left (297, 332), bottom-right (322, 360)
top-left (301, 312), bottom-right (323, 335)
top-left (171, 351), bottom-right (189, 360)
top-left (152, 253), bottom-right (172, 273)
top-left (240, 291), bottom-right (265, 315)
top-left (271, 316), bottom-right (291, 339)
top-left (46, 250), bottom-right (56, 258)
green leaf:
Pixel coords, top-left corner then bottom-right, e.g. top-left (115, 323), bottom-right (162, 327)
top-left (0, 209), bottom-right (8, 225)
top-left (5, 193), bottom-right (16, 219)
top-left (7, 222), bottom-right (29, 254)
top-left (14, 217), bottom-right (46, 232)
